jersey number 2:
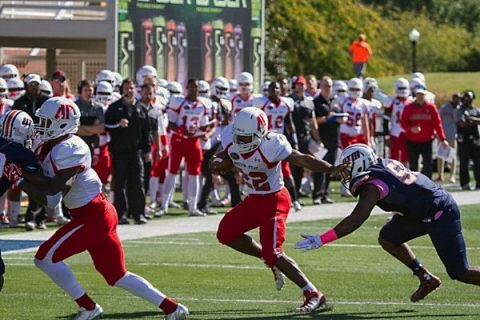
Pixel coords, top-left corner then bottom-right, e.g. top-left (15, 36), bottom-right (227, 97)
top-left (249, 171), bottom-right (271, 192)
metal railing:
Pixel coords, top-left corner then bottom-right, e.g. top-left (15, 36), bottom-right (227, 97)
top-left (0, 0), bottom-right (112, 20)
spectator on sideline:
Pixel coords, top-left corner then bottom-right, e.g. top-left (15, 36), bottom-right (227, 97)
top-left (401, 84), bottom-right (448, 179)
top-left (75, 80), bottom-right (105, 157)
top-left (290, 76), bottom-right (321, 203)
top-left (313, 76), bottom-right (343, 204)
top-left (105, 79), bottom-right (151, 225)
top-left (455, 91), bottom-right (480, 190)
top-left (305, 75), bottom-right (320, 99)
top-left (12, 73), bottom-right (49, 120)
top-left (51, 70), bottom-right (74, 99)
top-left (349, 33), bottom-right (372, 78)
top-left (437, 93), bottom-right (460, 183)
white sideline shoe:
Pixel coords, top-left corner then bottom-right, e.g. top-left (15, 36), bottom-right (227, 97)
top-left (165, 303), bottom-right (189, 320)
top-left (73, 303), bottom-right (103, 320)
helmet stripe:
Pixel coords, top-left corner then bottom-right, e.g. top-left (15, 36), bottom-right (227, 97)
top-left (2, 110), bottom-right (18, 138)
top-left (8, 111), bottom-right (21, 138)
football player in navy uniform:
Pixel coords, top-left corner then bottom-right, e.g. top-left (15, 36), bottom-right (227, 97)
top-left (0, 110), bottom-right (40, 292)
top-left (295, 143), bottom-right (480, 302)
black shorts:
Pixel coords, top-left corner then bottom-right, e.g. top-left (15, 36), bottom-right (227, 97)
top-left (379, 202), bottom-right (468, 279)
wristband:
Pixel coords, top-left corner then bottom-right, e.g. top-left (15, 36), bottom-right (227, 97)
top-left (319, 228), bottom-right (338, 245)
top-left (15, 178), bottom-right (24, 187)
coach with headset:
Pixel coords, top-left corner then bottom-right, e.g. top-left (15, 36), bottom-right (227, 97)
top-left (455, 90), bottom-right (480, 190)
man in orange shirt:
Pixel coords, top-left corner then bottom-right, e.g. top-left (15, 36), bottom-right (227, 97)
top-left (349, 34), bottom-right (372, 78)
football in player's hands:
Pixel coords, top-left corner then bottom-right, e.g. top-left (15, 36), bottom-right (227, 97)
top-left (209, 150), bottom-right (234, 174)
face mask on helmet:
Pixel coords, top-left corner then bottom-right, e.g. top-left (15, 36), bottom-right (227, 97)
top-left (339, 144), bottom-right (376, 191)
top-left (96, 92), bottom-right (112, 105)
top-left (233, 107), bottom-right (268, 154)
top-left (237, 72), bottom-right (253, 94)
top-left (8, 88), bottom-right (25, 101)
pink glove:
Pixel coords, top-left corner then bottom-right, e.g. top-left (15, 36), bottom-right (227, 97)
top-left (4, 163), bottom-right (23, 185)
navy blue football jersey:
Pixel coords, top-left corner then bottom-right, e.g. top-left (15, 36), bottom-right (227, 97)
top-left (0, 137), bottom-right (40, 196)
top-left (351, 158), bottom-right (452, 221)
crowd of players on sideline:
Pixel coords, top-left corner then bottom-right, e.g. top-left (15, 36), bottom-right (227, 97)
top-left (0, 63), bottom-right (479, 230)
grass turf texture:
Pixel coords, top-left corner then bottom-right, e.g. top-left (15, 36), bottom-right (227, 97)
top-left (2, 204), bottom-right (480, 319)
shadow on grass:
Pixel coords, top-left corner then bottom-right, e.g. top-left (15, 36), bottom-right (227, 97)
top-left (57, 311), bottom-right (159, 319)
top-left (195, 308), bottom-right (476, 320)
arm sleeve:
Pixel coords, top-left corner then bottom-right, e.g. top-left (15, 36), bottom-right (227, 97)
top-left (432, 105), bottom-right (446, 140)
top-left (50, 144), bottom-right (88, 173)
top-left (104, 103), bottom-right (121, 131)
top-left (262, 133), bottom-right (292, 163)
top-left (400, 104), bottom-right (410, 131)
top-left (221, 124), bottom-right (234, 149)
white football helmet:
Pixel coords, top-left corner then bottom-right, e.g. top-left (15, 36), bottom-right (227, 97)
top-left (363, 77), bottom-right (378, 93)
top-left (233, 107), bottom-right (268, 154)
top-left (95, 81), bottom-right (113, 105)
top-left (0, 78), bottom-right (8, 99)
top-left (412, 72), bottom-right (425, 83)
top-left (198, 80), bottom-right (210, 98)
top-left (7, 78), bottom-right (25, 101)
top-left (167, 81), bottom-right (183, 95)
top-left (136, 65), bottom-right (158, 86)
top-left (229, 79), bottom-right (238, 93)
top-left (0, 64), bottom-right (19, 80)
top-left (157, 78), bottom-right (168, 88)
top-left (339, 143), bottom-right (377, 189)
top-left (348, 78), bottom-right (363, 100)
top-left (0, 110), bottom-right (34, 148)
top-left (211, 77), bottom-right (229, 99)
top-left (410, 78), bottom-right (426, 95)
top-left (96, 69), bottom-right (115, 86)
top-left (236, 72), bottom-right (253, 94)
top-left (394, 78), bottom-right (410, 98)
top-left (35, 97), bottom-right (80, 141)
top-left (112, 72), bottom-right (123, 88)
top-left (261, 81), bottom-right (271, 96)
top-left (334, 81), bottom-right (348, 98)
top-left (40, 80), bottom-right (53, 97)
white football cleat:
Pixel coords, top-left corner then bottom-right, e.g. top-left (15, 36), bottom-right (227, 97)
top-left (293, 201), bottom-right (302, 212)
top-left (271, 266), bottom-right (286, 291)
top-left (188, 209), bottom-right (206, 217)
top-left (56, 216), bottom-right (71, 226)
top-left (165, 303), bottom-right (189, 320)
top-left (73, 304), bottom-right (103, 320)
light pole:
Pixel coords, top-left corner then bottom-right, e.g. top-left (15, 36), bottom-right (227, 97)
top-left (409, 28), bottom-right (420, 73)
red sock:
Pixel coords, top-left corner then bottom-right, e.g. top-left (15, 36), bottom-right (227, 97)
top-left (159, 297), bottom-right (178, 315)
top-left (75, 294), bottom-right (96, 310)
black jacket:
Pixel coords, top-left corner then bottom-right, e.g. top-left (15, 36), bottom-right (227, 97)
top-left (12, 93), bottom-right (50, 120)
top-left (104, 98), bottom-right (151, 154)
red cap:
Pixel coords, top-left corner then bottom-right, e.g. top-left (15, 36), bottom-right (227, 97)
top-left (52, 70), bottom-right (66, 81)
top-left (295, 76), bottom-right (306, 85)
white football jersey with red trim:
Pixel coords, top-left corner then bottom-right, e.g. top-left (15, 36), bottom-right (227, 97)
top-left (254, 96), bottom-right (293, 134)
top-left (221, 125), bottom-right (292, 195)
top-left (231, 93), bottom-right (259, 116)
top-left (167, 96), bottom-right (210, 137)
top-left (385, 96), bottom-right (414, 137)
top-left (0, 98), bottom-right (13, 116)
top-left (339, 97), bottom-right (370, 137)
top-left (41, 135), bottom-right (101, 209)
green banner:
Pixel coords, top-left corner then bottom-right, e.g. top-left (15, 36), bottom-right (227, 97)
top-left (117, 0), bottom-right (263, 91)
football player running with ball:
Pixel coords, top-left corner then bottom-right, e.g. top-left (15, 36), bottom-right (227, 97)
top-left (295, 144), bottom-right (480, 302)
top-left (211, 107), bottom-right (349, 313)
top-left (4, 97), bottom-right (188, 320)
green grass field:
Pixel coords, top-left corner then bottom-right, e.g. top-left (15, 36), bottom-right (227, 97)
top-left (377, 72), bottom-right (480, 105)
top-left (2, 204), bottom-right (480, 319)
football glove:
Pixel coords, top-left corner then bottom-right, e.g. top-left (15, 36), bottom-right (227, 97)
top-left (3, 163), bottom-right (23, 185)
top-left (294, 234), bottom-right (323, 251)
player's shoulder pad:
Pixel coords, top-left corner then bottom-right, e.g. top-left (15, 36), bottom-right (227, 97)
top-left (198, 96), bottom-right (212, 108)
top-left (260, 132), bottom-right (292, 163)
top-left (51, 135), bottom-right (89, 171)
top-left (221, 124), bottom-right (234, 149)
top-left (281, 96), bottom-right (294, 111)
top-left (168, 95), bottom-right (186, 110)
top-left (253, 96), bottom-right (268, 108)
top-left (219, 98), bottom-right (232, 112)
